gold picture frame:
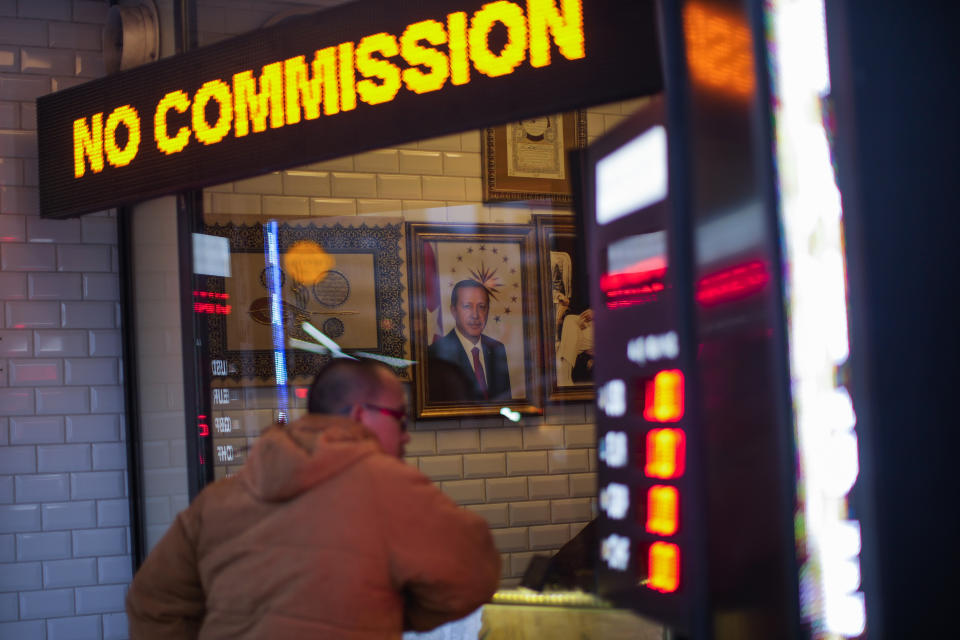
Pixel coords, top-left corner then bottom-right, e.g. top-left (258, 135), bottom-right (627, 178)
top-left (535, 215), bottom-right (595, 402)
top-left (482, 110), bottom-right (587, 205)
top-left (407, 223), bottom-right (542, 419)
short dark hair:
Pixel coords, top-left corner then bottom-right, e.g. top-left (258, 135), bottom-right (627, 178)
top-left (450, 279), bottom-right (489, 308)
top-left (307, 359), bottom-right (392, 414)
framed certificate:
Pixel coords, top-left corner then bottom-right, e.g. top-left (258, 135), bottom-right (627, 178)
top-left (482, 110), bottom-right (587, 205)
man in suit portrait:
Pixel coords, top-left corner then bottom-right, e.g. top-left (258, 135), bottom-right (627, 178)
top-left (427, 280), bottom-right (512, 402)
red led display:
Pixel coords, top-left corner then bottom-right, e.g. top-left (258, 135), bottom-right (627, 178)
top-left (645, 428), bottom-right (686, 479)
top-left (648, 542), bottom-right (680, 593)
top-left (601, 254), bottom-right (667, 310)
top-left (695, 261), bottom-right (769, 306)
top-left (643, 369), bottom-right (685, 422)
top-left (604, 282), bottom-right (665, 309)
top-left (599, 255), bottom-right (667, 292)
top-left (193, 291), bottom-right (232, 315)
top-left (646, 485), bottom-right (679, 536)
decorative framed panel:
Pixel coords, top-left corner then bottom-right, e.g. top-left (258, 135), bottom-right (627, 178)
top-left (199, 218), bottom-right (408, 382)
top-left (482, 110), bottom-right (587, 205)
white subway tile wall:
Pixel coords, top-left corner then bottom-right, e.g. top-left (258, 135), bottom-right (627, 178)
top-left (0, 1), bottom-right (130, 637)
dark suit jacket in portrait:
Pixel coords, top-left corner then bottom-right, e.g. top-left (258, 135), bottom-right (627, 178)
top-left (427, 330), bottom-right (511, 402)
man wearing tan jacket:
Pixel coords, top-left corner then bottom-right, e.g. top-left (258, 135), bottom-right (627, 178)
top-left (126, 359), bottom-right (500, 639)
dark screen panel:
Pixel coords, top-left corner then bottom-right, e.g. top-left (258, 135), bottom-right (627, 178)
top-left (684, 0), bottom-right (800, 637)
top-left (37, 0), bottom-right (662, 218)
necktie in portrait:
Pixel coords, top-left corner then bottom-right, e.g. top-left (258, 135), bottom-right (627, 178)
top-left (472, 347), bottom-right (488, 399)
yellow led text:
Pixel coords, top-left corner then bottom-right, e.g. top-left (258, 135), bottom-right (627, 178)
top-left (469, 1), bottom-right (529, 78)
top-left (72, 0), bottom-right (586, 178)
top-left (401, 20), bottom-right (450, 95)
top-left (356, 34), bottom-right (402, 106)
top-left (73, 106), bottom-right (142, 178)
top-left (192, 80), bottom-right (233, 145)
top-left (155, 90), bottom-right (191, 154)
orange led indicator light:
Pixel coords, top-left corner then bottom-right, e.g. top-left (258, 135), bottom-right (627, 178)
top-left (648, 542), bottom-right (680, 593)
top-left (644, 370), bottom-right (684, 422)
top-left (682, 2), bottom-right (755, 99)
top-left (645, 485), bottom-right (679, 536)
top-left (73, 0), bottom-right (587, 179)
top-left (645, 428), bottom-right (685, 479)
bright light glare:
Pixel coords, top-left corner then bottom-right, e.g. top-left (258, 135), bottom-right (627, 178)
top-left (301, 322), bottom-right (358, 360)
top-left (823, 557), bottom-right (861, 595)
top-left (352, 351), bottom-right (416, 367)
top-left (596, 125), bottom-right (667, 225)
top-left (265, 221), bottom-right (289, 418)
top-left (768, 0), bottom-right (865, 635)
top-left (601, 534), bottom-right (631, 571)
top-left (776, 0), bottom-right (830, 94)
top-left (289, 337), bottom-right (329, 355)
top-left (825, 591), bottom-right (866, 637)
top-left (599, 431), bottom-right (628, 468)
top-left (499, 407), bottom-right (521, 422)
top-left (817, 431), bottom-right (859, 498)
top-left (822, 520), bottom-right (862, 559)
top-left (598, 379), bottom-right (626, 417)
top-left (192, 232), bottom-right (231, 277)
top-left (600, 482), bottom-right (630, 519)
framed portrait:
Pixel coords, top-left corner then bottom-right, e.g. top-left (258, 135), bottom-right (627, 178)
top-left (482, 110), bottom-right (587, 205)
top-left (407, 223), bottom-right (542, 418)
top-left (199, 217), bottom-right (409, 382)
top-left (535, 215), bottom-right (595, 402)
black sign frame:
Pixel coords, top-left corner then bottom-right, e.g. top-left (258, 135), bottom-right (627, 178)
top-left (37, 0), bottom-right (662, 218)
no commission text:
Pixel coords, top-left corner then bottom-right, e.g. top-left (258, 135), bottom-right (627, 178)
top-left (73, 0), bottom-right (586, 178)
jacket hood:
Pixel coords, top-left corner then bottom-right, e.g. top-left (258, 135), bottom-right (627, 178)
top-left (241, 414), bottom-right (382, 502)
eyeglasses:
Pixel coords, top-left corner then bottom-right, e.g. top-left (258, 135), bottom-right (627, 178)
top-left (363, 403), bottom-right (409, 432)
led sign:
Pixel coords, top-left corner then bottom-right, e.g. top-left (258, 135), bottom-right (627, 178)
top-left (37, 0), bottom-right (663, 218)
top-left (73, 0), bottom-right (586, 178)
top-left (193, 291), bottom-right (232, 315)
top-left (683, 2), bottom-right (755, 99)
top-left (587, 99), bottom-right (695, 627)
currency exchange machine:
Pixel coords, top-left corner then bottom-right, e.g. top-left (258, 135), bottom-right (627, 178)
top-left (582, 1), bottom-right (868, 639)
top-left (584, 97), bottom-right (709, 632)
